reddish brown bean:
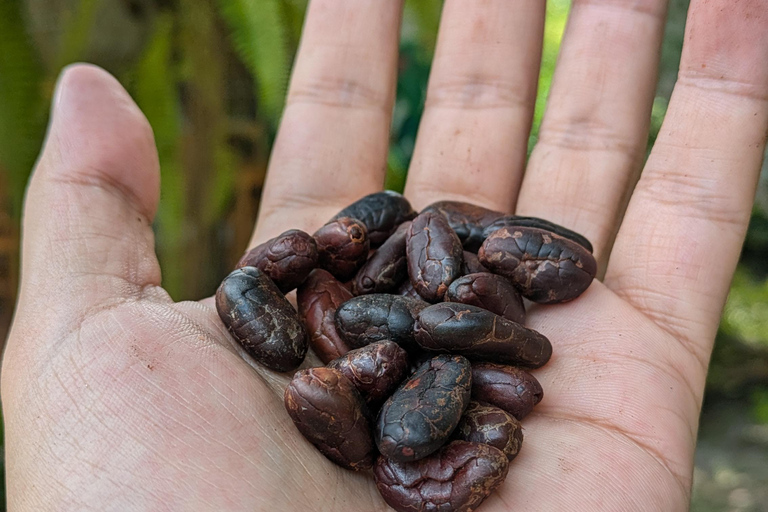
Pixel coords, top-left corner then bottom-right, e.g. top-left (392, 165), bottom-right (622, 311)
top-left (297, 269), bottom-right (354, 364)
top-left (353, 221), bottom-right (410, 295)
top-left (216, 267), bottom-right (307, 372)
top-left (461, 250), bottom-right (489, 275)
top-left (374, 441), bottom-right (509, 512)
top-left (284, 368), bottom-right (374, 471)
top-left (235, 229), bottom-right (318, 293)
top-left (406, 211), bottom-right (464, 302)
top-left (471, 363), bottom-right (543, 420)
top-left (376, 355), bottom-right (471, 462)
top-left (453, 402), bottom-right (523, 461)
top-left (445, 272), bottom-right (526, 324)
top-left (482, 214), bottom-right (593, 253)
top-left (414, 303), bottom-right (552, 368)
top-left (334, 294), bottom-right (428, 350)
top-left (331, 191), bottom-right (416, 247)
top-left (479, 226), bottom-right (597, 304)
top-left (422, 201), bottom-right (504, 252)
top-left (314, 217), bottom-right (370, 281)
top-left (328, 341), bottom-right (409, 406)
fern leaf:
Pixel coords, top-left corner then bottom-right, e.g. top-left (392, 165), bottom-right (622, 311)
top-left (216, 0), bottom-right (290, 127)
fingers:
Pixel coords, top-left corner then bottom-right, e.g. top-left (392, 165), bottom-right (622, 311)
top-left (18, 64), bottom-right (162, 319)
top-left (253, 1), bottom-right (403, 244)
top-left (403, 0), bottom-right (545, 212)
top-left (605, 0), bottom-right (768, 364)
top-left (516, 0), bottom-right (669, 265)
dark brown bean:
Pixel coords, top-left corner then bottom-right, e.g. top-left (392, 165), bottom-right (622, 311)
top-left (353, 221), bottom-right (410, 295)
top-left (471, 363), bottom-right (543, 420)
top-left (406, 211), bottom-right (464, 302)
top-left (374, 441), bottom-right (509, 512)
top-left (235, 229), bottom-right (318, 293)
top-left (297, 269), bottom-right (354, 364)
top-left (422, 200), bottom-right (504, 252)
top-left (215, 267), bottom-right (307, 372)
top-left (453, 402), bottom-right (523, 461)
top-left (397, 279), bottom-right (421, 299)
top-left (314, 217), bottom-right (370, 281)
top-left (479, 226), bottom-right (597, 303)
top-left (284, 367), bottom-right (374, 471)
top-left (330, 191), bottom-right (416, 247)
top-left (446, 272), bottom-right (526, 324)
top-left (327, 341), bottom-right (409, 406)
top-left (414, 303), bottom-right (552, 368)
top-left (334, 294), bottom-right (428, 350)
top-left (461, 250), bottom-right (489, 275)
top-left (376, 354), bottom-right (471, 462)
top-left (482, 214), bottom-right (593, 253)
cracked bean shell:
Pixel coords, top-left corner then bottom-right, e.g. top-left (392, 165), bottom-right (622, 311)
top-left (216, 267), bottom-right (307, 372)
top-left (334, 294), bottom-right (428, 350)
top-left (453, 402), bottom-right (523, 461)
top-left (471, 362), bottom-right (543, 420)
top-left (297, 269), bottom-right (354, 364)
top-left (479, 225), bottom-right (597, 304)
top-left (482, 215), bottom-right (593, 253)
top-left (330, 191), bottom-right (416, 247)
top-left (314, 217), bottom-right (370, 281)
top-left (375, 354), bottom-right (471, 462)
top-left (406, 211), bottom-right (464, 302)
top-left (353, 221), bottom-right (410, 295)
top-left (414, 303), bottom-right (552, 369)
top-left (235, 229), bottom-right (318, 293)
top-left (422, 200), bottom-right (504, 252)
top-left (373, 440), bottom-right (509, 512)
top-left (446, 272), bottom-right (526, 324)
top-left (327, 341), bottom-right (409, 406)
top-left (284, 367), bottom-right (374, 471)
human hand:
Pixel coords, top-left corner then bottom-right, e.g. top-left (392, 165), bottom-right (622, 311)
top-left (3, 1), bottom-right (768, 510)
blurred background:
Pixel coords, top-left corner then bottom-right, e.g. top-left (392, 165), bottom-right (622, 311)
top-left (0, 0), bottom-right (766, 509)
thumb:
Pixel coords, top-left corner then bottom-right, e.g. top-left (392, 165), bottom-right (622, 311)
top-left (16, 64), bottom-right (163, 324)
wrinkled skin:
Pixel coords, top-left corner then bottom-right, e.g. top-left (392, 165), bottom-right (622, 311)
top-left (335, 294), bottom-right (428, 350)
top-left (297, 269), bottom-right (354, 363)
top-left (415, 303), bottom-right (552, 368)
top-left (462, 251), bottom-right (490, 275)
top-left (215, 267), bottom-right (308, 372)
top-left (376, 355), bottom-right (471, 462)
top-left (235, 229), bottom-right (318, 292)
top-left (422, 201), bottom-right (504, 252)
top-left (479, 226), bottom-right (597, 304)
top-left (446, 272), bottom-right (526, 324)
top-left (453, 402), bottom-right (524, 461)
top-left (284, 368), bottom-right (375, 471)
top-left (314, 217), bottom-right (370, 281)
top-left (331, 191), bottom-right (416, 247)
top-left (471, 363), bottom-right (544, 421)
top-left (354, 221), bottom-right (410, 294)
top-left (406, 211), bottom-right (464, 302)
top-left (328, 341), bottom-right (410, 406)
top-left (482, 215), bottom-right (593, 253)
top-left (374, 441), bottom-right (509, 512)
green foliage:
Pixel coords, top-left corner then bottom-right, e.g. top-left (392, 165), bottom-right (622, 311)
top-left (722, 268), bottom-right (768, 349)
top-left (57, 0), bottom-right (102, 68)
top-left (528, 0), bottom-right (570, 152)
top-left (217, 0), bottom-right (290, 128)
top-left (0, 0), bottom-right (47, 216)
top-left (752, 388), bottom-right (768, 424)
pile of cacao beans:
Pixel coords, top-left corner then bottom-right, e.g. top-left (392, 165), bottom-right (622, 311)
top-left (215, 191), bottom-right (596, 512)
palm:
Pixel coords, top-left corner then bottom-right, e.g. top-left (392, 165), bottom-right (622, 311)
top-left (5, 1), bottom-right (768, 511)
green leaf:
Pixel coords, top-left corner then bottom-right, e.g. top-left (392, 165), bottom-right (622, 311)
top-left (0, 0), bottom-right (47, 217)
top-left (216, 0), bottom-right (290, 127)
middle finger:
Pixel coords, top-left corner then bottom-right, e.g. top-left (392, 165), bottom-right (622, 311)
top-left (404, 0), bottom-right (546, 212)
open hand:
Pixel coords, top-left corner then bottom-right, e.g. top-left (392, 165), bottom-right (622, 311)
top-left (4, 1), bottom-right (768, 510)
